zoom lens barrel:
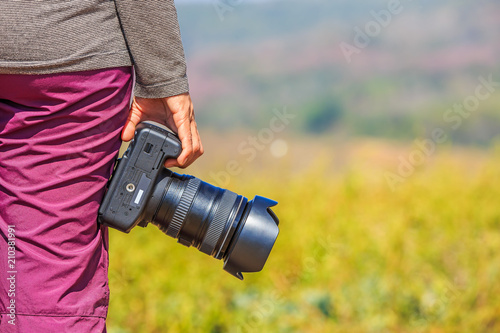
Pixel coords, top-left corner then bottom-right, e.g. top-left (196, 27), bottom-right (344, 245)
top-left (144, 169), bottom-right (279, 280)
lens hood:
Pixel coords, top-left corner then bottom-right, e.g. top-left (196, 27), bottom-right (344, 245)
top-left (223, 196), bottom-right (280, 280)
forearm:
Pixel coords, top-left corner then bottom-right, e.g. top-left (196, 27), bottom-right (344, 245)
top-left (114, 0), bottom-right (189, 98)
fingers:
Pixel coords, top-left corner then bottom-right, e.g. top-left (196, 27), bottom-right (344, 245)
top-left (176, 115), bottom-right (203, 168)
top-left (168, 108), bottom-right (193, 167)
top-left (191, 118), bottom-right (204, 159)
top-left (164, 96), bottom-right (203, 168)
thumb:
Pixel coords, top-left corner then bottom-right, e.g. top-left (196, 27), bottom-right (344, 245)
top-left (121, 102), bottom-right (143, 142)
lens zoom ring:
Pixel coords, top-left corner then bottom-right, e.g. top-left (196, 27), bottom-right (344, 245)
top-left (200, 190), bottom-right (238, 256)
top-left (166, 177), bottom-right (201, 238)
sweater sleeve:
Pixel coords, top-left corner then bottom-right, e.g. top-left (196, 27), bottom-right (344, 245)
top-left (114, 0), bottom-right (189, 98)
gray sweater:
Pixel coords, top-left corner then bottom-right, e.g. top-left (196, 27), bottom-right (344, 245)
top-left (0, 0), bottom-right (188, 98)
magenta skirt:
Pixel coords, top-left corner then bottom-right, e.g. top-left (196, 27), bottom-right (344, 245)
top-left (0, 67), bottom-right (133, 332)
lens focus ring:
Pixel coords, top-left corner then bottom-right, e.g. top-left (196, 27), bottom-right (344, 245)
top-left (166, 177), bottom-right (201, 238)
top-left (200, 190), bottom-right (238, 256)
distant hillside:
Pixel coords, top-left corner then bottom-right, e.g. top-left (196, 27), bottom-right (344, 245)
top-left (176, 0), bottom-right (500, 145)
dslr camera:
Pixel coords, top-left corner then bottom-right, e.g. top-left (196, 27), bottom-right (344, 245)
top-left (98, 121), bottom-right (280, 279)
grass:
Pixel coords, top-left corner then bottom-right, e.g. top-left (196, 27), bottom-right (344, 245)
top-left (107, 136), bottom-right (500, 332)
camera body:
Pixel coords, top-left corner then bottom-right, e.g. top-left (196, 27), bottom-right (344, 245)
top-left (99, 121), bottom-right (181, 233)
top-left (99, 121), bottom-right (280, 280)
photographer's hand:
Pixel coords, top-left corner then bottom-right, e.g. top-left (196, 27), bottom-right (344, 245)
top-left (121, 93), bottom-right (204, 168)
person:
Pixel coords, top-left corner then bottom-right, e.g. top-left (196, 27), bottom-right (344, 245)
top-left (0, 1), bottom-right (203, 331)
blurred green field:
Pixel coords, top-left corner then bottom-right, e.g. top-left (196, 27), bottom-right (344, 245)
top-left (107, 136), bottom-right (500, 333)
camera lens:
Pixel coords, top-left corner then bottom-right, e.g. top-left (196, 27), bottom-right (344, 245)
top-left (144, 169), bottom-right (279, 280)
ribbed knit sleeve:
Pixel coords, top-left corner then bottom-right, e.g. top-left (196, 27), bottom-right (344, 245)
top-left (114, 0), bottom-right (189, 98)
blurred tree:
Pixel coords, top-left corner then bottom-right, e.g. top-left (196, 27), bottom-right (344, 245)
top-left (303, 98), bottom-right (343, 134)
